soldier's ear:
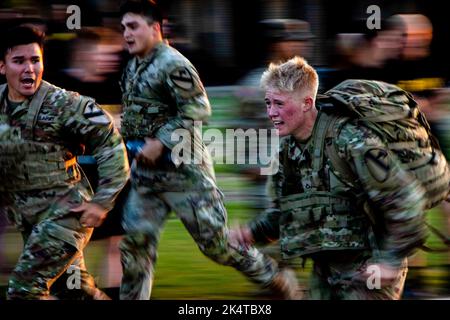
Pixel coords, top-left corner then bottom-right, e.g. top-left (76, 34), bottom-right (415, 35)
top-left (303, 96), bottom-right (314, 111)
top-left (0, 60), bottom-right (5, 75)
top-left (151, 21), bottom-right (162, 36)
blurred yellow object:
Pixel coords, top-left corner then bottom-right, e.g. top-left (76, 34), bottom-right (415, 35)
top-left (46, 33), bottom-right (77, 41)
top-left (101, 104), bottom-right (123, 114)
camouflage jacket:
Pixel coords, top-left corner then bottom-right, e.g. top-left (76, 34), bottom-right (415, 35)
top-left (120, 42), bottom-right (217, 192)
top-left (0, 81), bottom-right (129, 225)
top-left (249, 113), bottom-right (428, 264)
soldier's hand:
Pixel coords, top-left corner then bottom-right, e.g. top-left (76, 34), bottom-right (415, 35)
top-left (72, 202), bottom-right (109, 228)
top-left (228, 226), bottom-right (254, 250)
top-left (137, 137), bottom-right (164, 166)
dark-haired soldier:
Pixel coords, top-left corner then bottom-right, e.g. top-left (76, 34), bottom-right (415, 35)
top-left (0, 26), bottom-right (129, 299)
top-left (118, 0), bottom-right (300, 300)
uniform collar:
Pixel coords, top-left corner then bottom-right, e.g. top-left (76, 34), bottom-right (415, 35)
top-left (287, 135), bottom-right (312, 163)
top-left (136, 41), bottom-right (165, 65)
top-left (0, 85), bottom-right (29, 115)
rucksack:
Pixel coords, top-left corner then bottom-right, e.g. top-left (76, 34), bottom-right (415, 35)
top-left (315, 79), bottom-right (450, 251)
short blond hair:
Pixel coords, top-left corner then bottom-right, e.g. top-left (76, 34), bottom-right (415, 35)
top-left (260, 56), bottom-right (319, 97)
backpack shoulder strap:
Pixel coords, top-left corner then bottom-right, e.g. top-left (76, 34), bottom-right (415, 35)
top-left (311, 112), bottom-right (341, 188)
top-left (23, 80), bottom-right (51, 139)
top-left (281, 136), bottom-right (293, 196)
top-left (0, 84), bottom-right (7, 113)
top-left (0, 84), bottom-right (7, 100)
top-left (324, 116), bottom-right (360, 187)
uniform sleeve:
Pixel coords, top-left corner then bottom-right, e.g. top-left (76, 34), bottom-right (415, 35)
top-left (248, 154), bottom-right (282, 244)
top-left (336, 123), bottom-right (429, 265)
top-left (64, 98), bottom-right (130, 211)
top-left (154, 61), bottom-right (211, 149)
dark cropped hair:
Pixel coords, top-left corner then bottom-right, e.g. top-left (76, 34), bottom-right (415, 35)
top-left (1, 26), bottom-right (45, 60)
top-left (119, 0), bottom-right (163, 25)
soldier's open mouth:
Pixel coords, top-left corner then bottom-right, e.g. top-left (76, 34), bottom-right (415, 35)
top-left (21, 78), bottom-right (34, 85)
top-left (273, 121), bottom-right (284, 127)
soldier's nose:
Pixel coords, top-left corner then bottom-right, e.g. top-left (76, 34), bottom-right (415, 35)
top-left (268, 108), bottom-right (279, 117)
top-left (24, 63), bottom-right (32, 72)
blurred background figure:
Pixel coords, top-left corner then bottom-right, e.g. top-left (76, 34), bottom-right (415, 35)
top-left (261, 18), bottom-right (314, 64)
top-left (387, 14), bottom-right (448, 120)
top-left (47, 27), bottom-right (124, 104)
top-left (387, 14), bottom-right (443, 99)
top-left (324, 16), bottom-right (406, 90)
top-left (163, 18), bottom-right (193, 57)
top-left (399, 13), bottom-right (433, 61)
top-left (233, 18), bottom-right (315, 211)
top-left (238, 19), bottom-right (314, 90)
top-left (52, 27), bottom-right (126, 291)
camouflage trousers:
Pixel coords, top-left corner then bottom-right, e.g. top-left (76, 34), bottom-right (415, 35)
top-left (119, 186), bottom-right (279, 300)
top-left (308, 250), bottom-right (408, 300)
top-left (5, 188), bottom-right (102, 300)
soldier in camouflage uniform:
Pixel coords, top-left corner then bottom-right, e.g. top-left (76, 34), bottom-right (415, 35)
top-left (0, 26), bottom-right (129, 299)
top-left (230, 56), bottom-right (429, 299)
top-left (118, 1), bottom-right (300, 300)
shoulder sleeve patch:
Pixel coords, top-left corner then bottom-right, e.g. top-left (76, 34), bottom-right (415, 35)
top-left (83, 102), bottom-right (111, 125)
top-left (167, 63), bottom-right (206, 101)
top-left (169, 66), bottom-right (195, 91)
